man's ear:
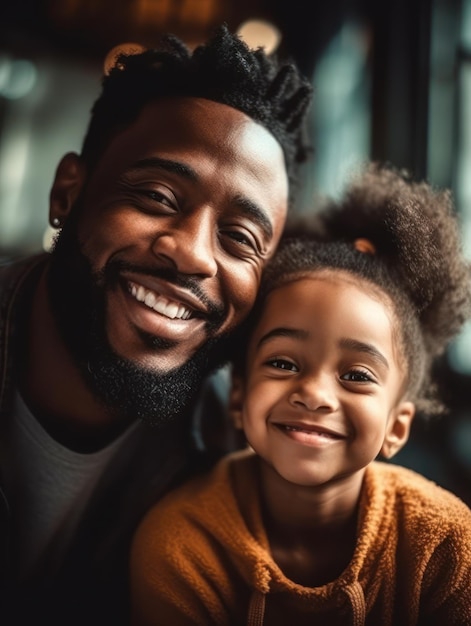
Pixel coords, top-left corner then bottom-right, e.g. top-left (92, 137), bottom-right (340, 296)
top-left (381, 401), bottom-right (415, 459)
top-left (229, 372), bottom-right (245, 431)
top-left (49, 152), bottom-right (87, 227)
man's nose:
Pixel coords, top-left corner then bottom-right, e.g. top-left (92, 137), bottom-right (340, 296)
top-left (288, 373), bottom-right (339, 412)
top-left (151, 208), bottom-right (218, 277)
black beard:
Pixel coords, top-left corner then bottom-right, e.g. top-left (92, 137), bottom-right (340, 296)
top-left (46, 212), bottom-right (238, 428)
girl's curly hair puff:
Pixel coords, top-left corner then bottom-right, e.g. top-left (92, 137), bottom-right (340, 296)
top-left (254, 163), bottom-right (471, 417)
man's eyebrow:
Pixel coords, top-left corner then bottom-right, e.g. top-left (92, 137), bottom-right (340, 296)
top-left (233, 195), bottom-right (273, 240)
top-left (340, 338), bottom-right (389, 369)
top-left (125, 158), bottom-right (274, 240)
top-left (127, 157), bottom-right (198, 181)
top-left (257, 327), bottom-right (307, 349)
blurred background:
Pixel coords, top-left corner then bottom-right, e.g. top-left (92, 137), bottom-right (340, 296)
top-left (0, 0), bottom-right (470, 504)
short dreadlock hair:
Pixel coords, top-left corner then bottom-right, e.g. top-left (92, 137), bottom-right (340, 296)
top-left (80, 23), bottom-right (312, 207)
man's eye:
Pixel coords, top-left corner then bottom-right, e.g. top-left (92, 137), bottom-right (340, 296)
top-left (224, 230), bottom-right (259, 250)
top-left (221, 229), bottom-right (262, 259)
top-left (140, 189), bottom-right (176, 208)
top-left (227, 231), bottom-right (252, 246)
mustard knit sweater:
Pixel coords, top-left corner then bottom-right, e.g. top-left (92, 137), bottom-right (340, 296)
top-left (131, 449), bottom-right (471, 625)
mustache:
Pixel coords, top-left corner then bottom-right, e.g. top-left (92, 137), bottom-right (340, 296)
top-left (103, 258), bottom-right (226, 325)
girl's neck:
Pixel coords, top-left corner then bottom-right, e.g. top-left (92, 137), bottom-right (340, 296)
top-left (257, 459), bottom-right (365, 587)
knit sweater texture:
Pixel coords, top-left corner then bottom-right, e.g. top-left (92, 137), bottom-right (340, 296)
top-left (131, 448), bottom-right (471, 626)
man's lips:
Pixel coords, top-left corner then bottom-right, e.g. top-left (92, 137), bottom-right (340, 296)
top-left (128, 281), bottom-right (193, 320)
top-left (125, 272), bottom-right (211, 322)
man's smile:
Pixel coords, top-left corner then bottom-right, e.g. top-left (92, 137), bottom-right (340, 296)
top-left (128, 281), bottom-right (193, 320)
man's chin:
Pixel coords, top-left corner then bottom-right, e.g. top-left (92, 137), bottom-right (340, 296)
top-left (83, 334), bottom-right (233, 429)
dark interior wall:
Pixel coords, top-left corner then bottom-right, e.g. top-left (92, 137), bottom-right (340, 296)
top-left (267, 0), bottom-right (434, 175)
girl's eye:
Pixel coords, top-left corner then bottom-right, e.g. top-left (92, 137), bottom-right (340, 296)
top-left (341, 369), bottom-right (374, 383)
top-left (267, 359), bottom-right (298, 372)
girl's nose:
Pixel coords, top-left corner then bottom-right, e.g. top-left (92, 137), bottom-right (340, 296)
top-left (289, 374), bottom-right (338, 412)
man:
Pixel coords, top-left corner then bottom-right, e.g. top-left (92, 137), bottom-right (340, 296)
top-left (0, 24), bottom-right (312, 625)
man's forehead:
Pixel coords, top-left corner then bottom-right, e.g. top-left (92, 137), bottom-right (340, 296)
top-left (103, 97), bottom-right (286, 177)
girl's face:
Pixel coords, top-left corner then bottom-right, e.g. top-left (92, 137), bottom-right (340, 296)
top-left (237, 273), bottom-right (414, 490)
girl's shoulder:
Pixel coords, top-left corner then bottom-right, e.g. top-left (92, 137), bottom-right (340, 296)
top-left (368, 460), bottom-right (471, 528)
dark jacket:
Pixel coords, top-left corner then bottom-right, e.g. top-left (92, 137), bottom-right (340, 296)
top-left (0, 253), bottom-right (221, 625)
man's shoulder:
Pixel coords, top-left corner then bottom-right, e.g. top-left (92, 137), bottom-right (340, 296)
top-left (0, 253), bottom-right (47, 293)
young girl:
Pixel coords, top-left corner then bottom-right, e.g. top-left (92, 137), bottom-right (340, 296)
top-left (130, 164), bottom-right (471, 626)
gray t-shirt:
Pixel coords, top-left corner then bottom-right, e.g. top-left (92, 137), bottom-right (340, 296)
top-left (1, 392), bottom-right (139, 580)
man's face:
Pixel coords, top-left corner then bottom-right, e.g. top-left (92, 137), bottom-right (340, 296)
top-left (48, 98), bottom-right (288, 424)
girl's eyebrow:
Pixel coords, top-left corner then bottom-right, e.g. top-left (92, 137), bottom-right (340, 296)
top-left (256, 329), bottom-right (390, 369)
top-left (339, 338), bottom-right (389, 369)
top-left (256, 327), bottom-right (308, 349)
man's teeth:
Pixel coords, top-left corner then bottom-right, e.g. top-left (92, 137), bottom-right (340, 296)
top-left (130, 283), bottom-right (192, 320)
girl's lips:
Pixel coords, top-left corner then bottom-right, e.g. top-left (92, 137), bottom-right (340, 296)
top-left (274, 422), bottom-right (347, 440)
